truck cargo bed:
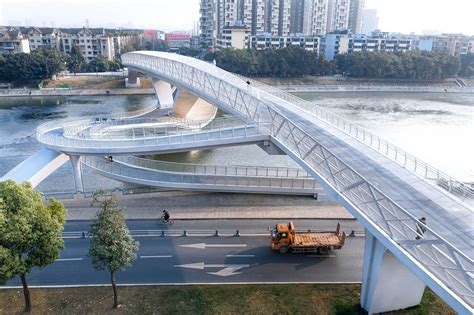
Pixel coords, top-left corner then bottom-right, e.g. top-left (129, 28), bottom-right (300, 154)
top-left (292, 232), bottom-right (344, 247)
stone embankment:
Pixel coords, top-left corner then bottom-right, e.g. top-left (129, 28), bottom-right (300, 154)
top-left (0, 87), bottom-right (154, 97)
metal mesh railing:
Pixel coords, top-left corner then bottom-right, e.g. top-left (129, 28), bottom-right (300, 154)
top-left (115, 156), bottom-right (312, 179)
top-left (82, 156), bottom-right (318, 192)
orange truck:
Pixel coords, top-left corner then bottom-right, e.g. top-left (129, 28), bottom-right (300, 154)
top-left (271, 221), bottom-right (346, 254)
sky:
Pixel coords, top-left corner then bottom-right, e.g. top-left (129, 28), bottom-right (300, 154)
top-left (0, 0), bottom-right (473, 35)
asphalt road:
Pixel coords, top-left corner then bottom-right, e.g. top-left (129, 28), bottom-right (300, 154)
top-left (3, 220), bottom-right (365, 287)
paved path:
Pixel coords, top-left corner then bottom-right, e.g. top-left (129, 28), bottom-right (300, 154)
top-left (59, 191), bottom-right (354, 221)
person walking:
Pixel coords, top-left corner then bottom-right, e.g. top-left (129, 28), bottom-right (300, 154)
top-left (415, 217), bottom-right (427, 240)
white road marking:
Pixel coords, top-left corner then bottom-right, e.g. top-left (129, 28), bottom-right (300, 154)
top-left (208, 265), bottom-right (249, 277)
top-left (226, 254), bottom-right (255, 258)
top-left (140, 255), bottom-right (173, 259)
top-left (174, 262), bottom-right (249, 270)
top-left (56, 258), bottom-right (83, 262)
top-left (180, 243), bottom-right (247, 249)
top-left (307, 255), bottom-right (336, 258)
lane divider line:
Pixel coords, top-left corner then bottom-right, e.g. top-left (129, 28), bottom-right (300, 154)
top-left (226, 254), bottom-right (255, 258)
top-left (56, 258), bottom-right (83, 262)
top-left (140, 255), bottom-right (173, 259)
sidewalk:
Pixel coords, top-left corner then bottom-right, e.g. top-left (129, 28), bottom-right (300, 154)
top-left (61, 191), bottom-right (354, 221)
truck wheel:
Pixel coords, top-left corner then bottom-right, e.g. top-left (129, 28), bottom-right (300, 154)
top-left (318, 247), bottom-right (329, 255)
top-left (279, 246), bottom-right (289, 254)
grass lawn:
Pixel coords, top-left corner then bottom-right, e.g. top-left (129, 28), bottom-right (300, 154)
top-left (0, 284), bottom-right (453, 315)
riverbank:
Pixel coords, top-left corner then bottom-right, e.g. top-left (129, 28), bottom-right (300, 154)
top-left (1, 75), bottom-right (472, 98)
top-left (0, 87), bottom-right (154, 97)
top-left (0, 284), bottom-right (453, 314)
top-left (256, 76), bottom-right (474, 93)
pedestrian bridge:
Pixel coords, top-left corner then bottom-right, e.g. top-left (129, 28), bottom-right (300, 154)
top-left (1, 51), bottom-right (472, 313)
top-left (121, 52), bottom-right (472, 313)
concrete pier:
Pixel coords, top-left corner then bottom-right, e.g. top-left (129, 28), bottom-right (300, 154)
top-left (361, 230), bottom-right (425, 313)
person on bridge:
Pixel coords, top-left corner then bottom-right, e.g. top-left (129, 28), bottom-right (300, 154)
top-left (415, 217), bottom-right (427, 240)
top-left (162, 209), bottom-right (170, 222)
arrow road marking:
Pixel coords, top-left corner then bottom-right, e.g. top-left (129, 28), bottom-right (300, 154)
top-left (140, 255), bottom-right (173, 259)
top-left (56, 258), bottom-right (83, 262)
top-left (208, 265), bottom-right (249, 277)
top-left (179, 243), bottom-right (247, 249)
top-left (174, 262), bottom-right (252, 277)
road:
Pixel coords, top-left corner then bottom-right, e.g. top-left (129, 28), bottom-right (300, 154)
top-left (3, 219), bottom-right (365, 287)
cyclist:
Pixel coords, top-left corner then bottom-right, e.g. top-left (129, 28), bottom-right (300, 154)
top-left (162, 209), bottom-right (170, 223)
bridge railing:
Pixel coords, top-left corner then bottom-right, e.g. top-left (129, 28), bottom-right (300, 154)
top-left (116, 156), bottom-right (312, 179)
top-left (84, 116), bottom-right (250, 140)
top-left (63, 116), bottom-right (237, 139)
top-left (241, 76), bottom-right (473, 200)
top-left (38, 103), bottom-right (159, 137)
top-left (82, 156), bottom-right (318, 191)
top-left (38, 119), bottom-right (268, 150)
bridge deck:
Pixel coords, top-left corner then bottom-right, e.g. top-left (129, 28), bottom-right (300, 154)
top-left (272, 101), bottom-right (473, 254)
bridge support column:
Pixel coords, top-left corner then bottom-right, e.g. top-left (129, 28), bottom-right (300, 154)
top-left (152, 78), bottom-right (174, 110)
top-left (361, 230), bottom-right (425, 314)
top-left (125, 70), bottom-right (140, 88)
top-left (69, 155), bottom-right (84, 193)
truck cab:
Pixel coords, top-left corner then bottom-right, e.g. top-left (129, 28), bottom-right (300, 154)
top-left (271, 222), bottom-right (293, 253)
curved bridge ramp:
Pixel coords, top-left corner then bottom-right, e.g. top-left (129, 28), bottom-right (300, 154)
top-left (82, 156), bottom-right (321, 195)
top-left (121, 51), bottom-right (473, 313)
top-left (37, 117), bottom-right (271, 155)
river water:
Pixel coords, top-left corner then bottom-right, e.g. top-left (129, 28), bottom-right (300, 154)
top-left (0, 92), bottom-right (472, 193)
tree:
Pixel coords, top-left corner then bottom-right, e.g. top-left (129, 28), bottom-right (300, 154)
top-left (88, 191), bottom-right (139, 309)
top-left (67, 45), bottom-right (86, 73)
top-left (0, 180), bottom-right (67, 312)
top-left (459, 53), bottom-right (474, 77)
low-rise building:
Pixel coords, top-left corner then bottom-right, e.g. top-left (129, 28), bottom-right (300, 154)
top-left (348, 35), bottom-right (411, 53)
top-left (320, 32), bottom-right (349, 60)
top-left (21, 26), bottom-right (142, 61)
top-left (249, 33), bottom-right (320, 53)
top-left (0, 27), bottom-right (30, 54)
top-left (166, 33), bottom-right (191, 50)
top-left (217, 26), bottom-right (247, 49)
top-left (432, 34), bottom-right (474, 56)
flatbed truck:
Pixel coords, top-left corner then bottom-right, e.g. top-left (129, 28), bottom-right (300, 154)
top-left (271, 221), bottom-right (346, 254)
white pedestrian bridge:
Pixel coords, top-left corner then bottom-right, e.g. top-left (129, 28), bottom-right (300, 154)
top-left (1, 51), bottom-right (472, 313)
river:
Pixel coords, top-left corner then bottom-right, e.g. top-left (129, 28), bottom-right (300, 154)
top-left (0, 92), bottom-right (472, 193)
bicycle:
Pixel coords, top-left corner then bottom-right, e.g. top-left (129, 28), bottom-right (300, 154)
top-left (158, 215), bottom-right (174, 225)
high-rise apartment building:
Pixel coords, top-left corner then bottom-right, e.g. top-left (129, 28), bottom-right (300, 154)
top-left (348, 0), bottom-right (364, 34)
top-left (326, 0), bottom-right (351, 33)
top-left (264, 0), bottom-right (291, 36)
top-left (289, 0), bottom-right (305, 34)
top-left (200, 0), bottom-right (292, 48)
top-left (303, 0), bottom-right (329, 35)
top-left (361, 8), bottom-right (378, 35)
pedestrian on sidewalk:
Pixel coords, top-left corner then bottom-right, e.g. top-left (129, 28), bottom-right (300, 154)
top-left (415, 217), bottom-right (427, 240)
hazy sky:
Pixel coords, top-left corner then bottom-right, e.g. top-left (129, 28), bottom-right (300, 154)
top-left (1, 0), bottom-right (473, 34)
